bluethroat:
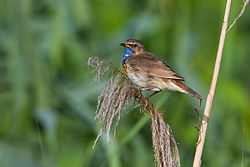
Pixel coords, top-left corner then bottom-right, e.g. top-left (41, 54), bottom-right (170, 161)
top-left (120, 39), bottom-right (203, 100)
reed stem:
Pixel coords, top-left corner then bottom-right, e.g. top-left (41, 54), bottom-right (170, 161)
top-left (192, 0), bottom-right (231, 166)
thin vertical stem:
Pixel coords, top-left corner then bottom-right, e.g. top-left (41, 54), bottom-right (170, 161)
top-left (192, 0), bottom-right (232, 167)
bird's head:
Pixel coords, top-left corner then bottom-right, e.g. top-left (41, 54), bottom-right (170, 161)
top-left (120, 39), bottom-right (146, 55)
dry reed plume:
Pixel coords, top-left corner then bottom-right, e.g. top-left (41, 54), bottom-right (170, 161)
top-left (88, 56), bottom-right (180, 167)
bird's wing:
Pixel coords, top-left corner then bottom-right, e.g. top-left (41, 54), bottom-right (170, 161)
top-left (126, 53), bottom-right (184, 80)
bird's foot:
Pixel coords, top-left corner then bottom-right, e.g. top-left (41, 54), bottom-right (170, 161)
top-left (143, 96), bottom-right (150, 108)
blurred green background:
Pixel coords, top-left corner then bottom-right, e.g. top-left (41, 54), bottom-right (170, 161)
top-left (0, 0), bottom-right (250, 166)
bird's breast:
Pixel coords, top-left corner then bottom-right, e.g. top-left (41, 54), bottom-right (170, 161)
top-left (125, 64), bottom-right (178, 91)
top-left (122, 63), bottom-right (128, 75)
top-left (126, 64), bottom-right (154, 88)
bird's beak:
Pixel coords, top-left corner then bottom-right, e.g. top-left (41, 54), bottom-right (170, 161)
top-left (120, 43), bottom-right (132, 48)
top-left (120, 43), bottom-right (126, 47)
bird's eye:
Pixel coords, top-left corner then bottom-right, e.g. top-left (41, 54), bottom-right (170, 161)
top-left (133, 44), bottom-right (138, 47)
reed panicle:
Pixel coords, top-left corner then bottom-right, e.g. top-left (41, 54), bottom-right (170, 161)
top-left (88, 56), bottom-right (180, 167)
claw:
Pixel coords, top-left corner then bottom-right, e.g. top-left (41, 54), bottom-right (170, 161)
top-left (144, 101), bottom-right (148, 108)
top-left (144, 98), bottom-right (149, 108)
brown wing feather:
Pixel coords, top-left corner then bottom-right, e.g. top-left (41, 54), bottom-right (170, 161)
top-left (126, 52), bottom-right (184, 80)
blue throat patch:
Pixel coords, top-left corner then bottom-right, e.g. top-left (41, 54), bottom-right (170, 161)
top-left (122, 47), bottom-right (135, 65)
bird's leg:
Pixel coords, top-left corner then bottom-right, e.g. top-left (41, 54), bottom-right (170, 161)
top-left (139, 87), bottom-right (155, 99)
top-left (139, 87), bottom-right (162, 107)
top-left (139, 87), bottom-right (162, 99)
top-left (138, 87), bottom-right (152, 107)
top-left (145, 91), bottom-right (161, 100)
top-left (136, 88), bottom-right (143, 99)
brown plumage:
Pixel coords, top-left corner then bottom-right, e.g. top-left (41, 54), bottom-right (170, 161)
top-left (120, 39), bottom-right (203, 100)
top-left (126, 53), bottom-right (184, 80)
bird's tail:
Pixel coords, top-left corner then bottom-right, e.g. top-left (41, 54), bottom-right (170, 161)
top-left (172, 80), bottom-right (203, 100)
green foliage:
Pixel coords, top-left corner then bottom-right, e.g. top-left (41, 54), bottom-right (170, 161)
top-left (0, 0), bottom-right (249, 166)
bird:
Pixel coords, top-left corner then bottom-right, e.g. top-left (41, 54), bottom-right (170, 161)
top-left (120, 39), bottom-right (203, 101)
